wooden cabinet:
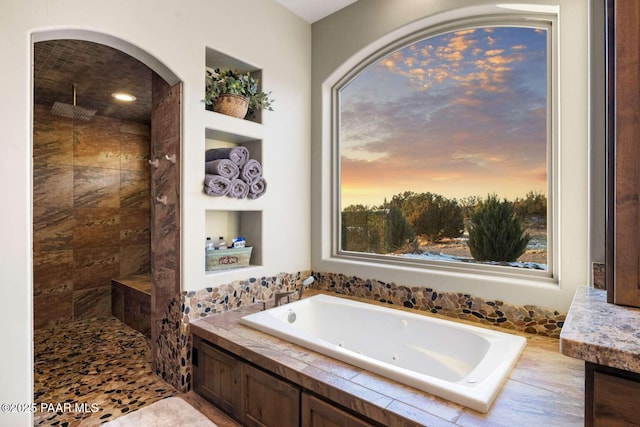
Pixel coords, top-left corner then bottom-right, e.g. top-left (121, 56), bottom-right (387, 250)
top-left (586, 362), bottom-right (640, 426)
top-left (301, 393), bottom-right (374, 427)
top-left (192, 336), bottom-right (378, 427)
top-left (606, 0), bottom-right (640, 307)
top-left (241, 363), bottom-right (300, 427)
top-left (192, 336), bottom-right (241, 419)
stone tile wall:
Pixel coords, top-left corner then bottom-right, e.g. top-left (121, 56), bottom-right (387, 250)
top-left (33, 105), bottom-right (151, 328)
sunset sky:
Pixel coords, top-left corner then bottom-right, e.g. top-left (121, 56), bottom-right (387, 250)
top-left (340, 26), bottom-right (548, 208)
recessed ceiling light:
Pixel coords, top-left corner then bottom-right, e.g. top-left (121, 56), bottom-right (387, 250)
top-left (112, 92), bottom-right (136, 102)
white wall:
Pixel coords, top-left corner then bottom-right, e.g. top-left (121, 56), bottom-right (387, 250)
top-left (0, 0), bottom-right (310, 425)
top-left (311, 0), bottom-right (590, 312)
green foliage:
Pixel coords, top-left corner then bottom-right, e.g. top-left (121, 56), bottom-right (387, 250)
top-left (204, 68), bottom-right (274, 117)
top-left (386, 205), bottom-right (416, 251)
top-left (341, 204), bottom-right (415, 253)
top-left (390, 192), bottom-right (463, 242)
top-left (513, 190), bottom-right (547, 218)
top-left (466, 194), bottom-right (531, 262)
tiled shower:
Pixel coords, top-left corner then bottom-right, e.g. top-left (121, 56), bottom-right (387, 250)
top-left (32, 104), bottom-right (151, 328)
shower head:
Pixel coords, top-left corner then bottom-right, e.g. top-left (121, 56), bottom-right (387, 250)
top-left (51, 84), bottom-right (96, 121)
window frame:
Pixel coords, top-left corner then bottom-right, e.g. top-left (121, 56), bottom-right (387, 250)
top-left (330, 13), bottom-right (559, 283)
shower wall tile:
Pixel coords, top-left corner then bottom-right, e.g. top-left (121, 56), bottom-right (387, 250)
top-left (32, 206), bottom-right (74, 251)
top-left (33, 164), bottom-right (73, 208)
top-left (73, 207), bottom-right (120, 248)
top-left (73, 286), bottom-right (111, 319)
top-left (34, 290), bottom-right (73, 329)
top-left (33, 105), bottom-right (73, 166)
top-left (73, 246), bottom-right (120, 290)
top-left (121, 132), bottom-right (150, 171)
top-left (73, 166), bottom-right (120, 208)
top-left (33, 249), bottom-right (73, 296)
top-left (34, 107), bottom-right (151, 328)
top-left (74, 116), bottom-right (121, 169)
top-left (120, 209), bottom-right (150, 246)
top-left (120, 121), bottom-right (150, 137)
top-left (120, 169), bottom-right (150, 208)
top-left (152, 163), bottom-right (178, 205)
top-left (120, 244), bottom-right (151, 276)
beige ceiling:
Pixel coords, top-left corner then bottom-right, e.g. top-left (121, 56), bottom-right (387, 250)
top-left (33, 39), bottom-right (153, 124)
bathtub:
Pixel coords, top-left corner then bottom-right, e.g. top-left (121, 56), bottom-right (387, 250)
top-left (240, 293), bottom-right (526, 413)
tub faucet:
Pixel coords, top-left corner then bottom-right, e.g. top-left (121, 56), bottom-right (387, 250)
top-left (274, 276), bottom-right (315, 307)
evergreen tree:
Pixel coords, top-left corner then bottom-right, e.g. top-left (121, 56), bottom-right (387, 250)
top-left (467, 194), bottom-right (531, 262)
top-left (385, 205), bottom-right (416, 251)
top-left (406, 193), bottom-right (464, 242)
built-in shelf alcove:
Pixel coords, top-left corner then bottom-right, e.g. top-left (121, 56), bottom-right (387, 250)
top-left (205, 210), bottom-right (263, 274)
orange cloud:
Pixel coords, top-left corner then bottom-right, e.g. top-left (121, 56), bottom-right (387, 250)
top-left (485, 49), bottom-right (504, 56)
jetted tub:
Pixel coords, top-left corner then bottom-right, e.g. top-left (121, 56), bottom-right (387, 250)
top-left (240, 293), bottom-right (526, 413)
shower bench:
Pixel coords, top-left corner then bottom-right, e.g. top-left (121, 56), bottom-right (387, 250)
top-left (111, 274), bottom-right (151, 338)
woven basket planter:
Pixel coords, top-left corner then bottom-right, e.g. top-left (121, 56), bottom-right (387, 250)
top-left (214, 94), bottom-right (249, 119)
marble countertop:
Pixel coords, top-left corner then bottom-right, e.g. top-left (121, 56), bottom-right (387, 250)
top-left (191, 291), bottom-right (584, 426)
top-left (560, 286), bottom-right (640, 373)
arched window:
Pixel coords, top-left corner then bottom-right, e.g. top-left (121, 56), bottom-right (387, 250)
top-left (333, 15), bottom-right (556, 280)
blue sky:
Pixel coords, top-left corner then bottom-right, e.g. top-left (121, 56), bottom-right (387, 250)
top-left (340, 26), bottom-right (548, 208)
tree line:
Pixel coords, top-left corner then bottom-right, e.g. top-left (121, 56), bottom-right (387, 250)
top-left (341, 190), bottom-right (546, 262)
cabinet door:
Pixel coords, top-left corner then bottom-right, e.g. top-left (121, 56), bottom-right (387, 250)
top-left (607, 0), bottom-right (640, 306)
top-left (592, 371), bottom-right (640, 426)
top-left (241, 363), bottom-right (300, 427)
top-left (192, 337), bottom-right (242, 420)
top-left (301, 392), bottom-right (374, 427)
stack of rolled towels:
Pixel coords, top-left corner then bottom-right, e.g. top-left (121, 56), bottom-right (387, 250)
top-left (203, 146), bottom-right (267, 199)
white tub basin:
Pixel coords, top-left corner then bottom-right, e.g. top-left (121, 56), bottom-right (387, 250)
top-left (240, 293), bottom-right (526, 413)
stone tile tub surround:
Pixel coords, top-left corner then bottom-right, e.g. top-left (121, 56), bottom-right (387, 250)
top-left (313, 272), bottom-right (567, 338)
top-left (191, 300), bottom-right (584, 426)
top-left (157, 270), bottom-right (567, 394)
top-left (155, 271), bottom-right (310, 391)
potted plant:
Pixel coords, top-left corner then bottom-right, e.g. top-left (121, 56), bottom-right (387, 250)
top-left (204, 68), bottom-right (274, 119)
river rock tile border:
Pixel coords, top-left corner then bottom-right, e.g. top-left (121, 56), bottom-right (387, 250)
top-left (312, 271), bottom-right (566, 338)
top-left (155, 271), bottom-right (308, 392)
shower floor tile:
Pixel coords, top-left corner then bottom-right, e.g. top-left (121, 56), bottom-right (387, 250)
top-left (33, 316), bottom-right (176, 426)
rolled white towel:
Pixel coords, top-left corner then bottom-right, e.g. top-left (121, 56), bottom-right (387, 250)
top-left (228, 178), bottom-right (250, 199)
top-left (205, 147), bottom-right (249, 167)
top-left (203, 174), bottom-right (231, 196)
top-left (247, 177), bottom-right (267, 199)
top-left (205, 159), bottom-right (239, 179)
top-left (240, 159), bottom-right (262, 183)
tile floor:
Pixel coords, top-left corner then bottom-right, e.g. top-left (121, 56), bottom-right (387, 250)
top-left (33, 316), bottom-right (176, 426)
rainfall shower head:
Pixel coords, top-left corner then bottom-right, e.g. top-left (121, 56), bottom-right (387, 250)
top-left (51, 84), bottom-right (96, 121)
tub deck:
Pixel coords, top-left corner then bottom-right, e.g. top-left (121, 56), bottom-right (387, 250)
top-left (190, 290), bottom-right (584, 426)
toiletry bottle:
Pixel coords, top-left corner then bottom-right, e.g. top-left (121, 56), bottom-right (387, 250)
top-left (217, 236), bottom-right (227, 250)
top-left (205, 237), bottom-right (215, 271)
top-left (205, 237), bottom-right (215, 251)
